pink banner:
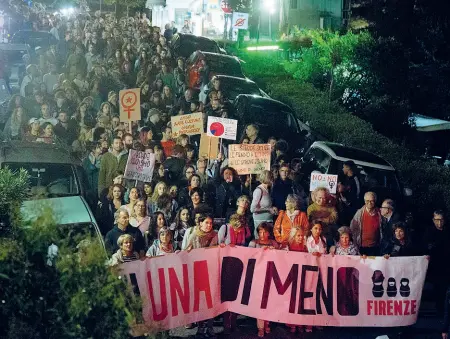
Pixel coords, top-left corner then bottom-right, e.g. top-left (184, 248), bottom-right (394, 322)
top-left (121, 247), bottom-right (428, 330)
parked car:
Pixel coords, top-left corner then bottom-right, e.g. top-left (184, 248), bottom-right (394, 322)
top-left (170, 33), bottom-right (225, 59)
top-left (0, 142), bottom-right (98, 208)
top-left (300, 141), bottom-right (412, 206)
top-left (187, 51), bottom-right (245, 89)
top-left (10, 30), bottom-right (57, 49)
top-left (233, 94), bottom-right (309, 156)
top-left (200, 75), bottom-right (269, 104)
top-left (1, 141), bottom-right (103, 246)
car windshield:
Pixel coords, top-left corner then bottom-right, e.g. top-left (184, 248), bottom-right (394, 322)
top-left (219, 80), bottom-right (261, 100)
top-left (4, 162), bottom-right (80, 199)
top-left (206, 57), bottom-right (243, 77)
top-left (181, 39), bottom-right (219, 57)
top-left (241, 106), bottom-right (298, 140)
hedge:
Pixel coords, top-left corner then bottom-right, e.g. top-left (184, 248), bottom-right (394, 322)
top-left (239, 51), bottom-right (450, 222)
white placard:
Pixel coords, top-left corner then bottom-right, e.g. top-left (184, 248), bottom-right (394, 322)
top-left (206, 116), bottom-right (238, 141)
top-left (309, 172), bottom-right (338, 194)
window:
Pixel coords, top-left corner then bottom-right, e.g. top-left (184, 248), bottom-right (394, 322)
top-left (303, 147), bottom-right (332, 174)
top-left (4, 163), bottom-right (80, 199)
top-left (290, 0), bottom-right (298, 9)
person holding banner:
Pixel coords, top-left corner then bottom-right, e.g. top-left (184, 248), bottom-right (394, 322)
top-left (273, 194), bottom-right (309, 248)
top-left (248, 223), bottom-right (278, 337)
top-left (218, 214), bottom-right (251, 335)
top-left (108, 234), bottom-right (140, 266)
top-left (329, 226), bottom-right (360, 256)
top-left (250, 170), bottom-right (277, 238)
top-left (146, 226), bottom-right (176, 257)
top-left (286, 227), bottom-right (309, 333)
top-left (306, 220), bottom-right (328, 256)
top-left (185, 214), bottom-right (218, 338)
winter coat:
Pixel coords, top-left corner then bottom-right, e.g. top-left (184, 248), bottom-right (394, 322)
top-left (98, 151), bottom-right (128, 196)
top-left (273, 210), bottom-right (309, 245)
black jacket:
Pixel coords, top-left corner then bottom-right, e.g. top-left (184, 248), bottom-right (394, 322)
top-left (211, 160), bottom-right (244, 218)
top-left (381, 237), bottom-right (416, 257)
top-left (104, 224), bottom-right (145, 255)
top-left (163, 157), bottom-right (186, 186)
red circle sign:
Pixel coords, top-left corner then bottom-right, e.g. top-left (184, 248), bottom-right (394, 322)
top-left (209, 122), bottom-right (225, 137)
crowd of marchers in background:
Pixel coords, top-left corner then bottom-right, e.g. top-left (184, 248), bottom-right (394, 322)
top-left (1, 7), bottom-right (450, 339)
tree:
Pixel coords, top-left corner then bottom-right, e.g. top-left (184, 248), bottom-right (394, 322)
top-left (103, 0), bottom-right (146, 16)
top-left (0, 167), bottom-right (145, 339)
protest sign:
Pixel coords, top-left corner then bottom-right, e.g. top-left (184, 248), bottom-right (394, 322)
top-left (124, 149), bottom-right (156, 182)
top-left (119, 88), bottom-right (141, 122)
top-left (171, 113), bottom-right (203, 138)
top-left (207, 116), bottom-right (238, 140)
top-left (309, 172), bottom-right (338, 194)
top-left (121, 247), bottom-right (428, 331)
top-left (199, 133), bottom-right (220, 159)
top-left (228, 144), bottom-right (271, 175)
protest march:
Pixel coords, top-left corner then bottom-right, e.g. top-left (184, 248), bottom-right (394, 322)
top-left (1, 5), bottom-right (449, 339)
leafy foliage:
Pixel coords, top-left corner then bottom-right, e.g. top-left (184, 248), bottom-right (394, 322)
top-left (103, 0), bottom-right (146, 9)
top-left (0, 168), bottom-right (145, 339)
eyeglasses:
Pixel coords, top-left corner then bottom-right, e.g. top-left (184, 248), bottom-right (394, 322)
top-left (186, 171), bottom-right (194, 174)
top-left (433, 218), bottom-right (444, 222)
top-left (365, 200), bottom-right (375, 203)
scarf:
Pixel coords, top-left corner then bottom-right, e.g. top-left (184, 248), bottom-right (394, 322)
top-left (229, 224), bottom-right (245, 245)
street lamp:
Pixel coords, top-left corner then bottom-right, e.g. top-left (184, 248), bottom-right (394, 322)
top-left (263, 0), bottom-right (275, 40)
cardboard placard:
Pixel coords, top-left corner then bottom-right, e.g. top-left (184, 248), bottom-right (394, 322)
top-left (228, 144), bottom-right (271, 175)
top-left (119, 88), bottom-right (141, 122)
top-left (171, 113), bottom-right (204, 138)
top-left (199, 133), bottom-right (220, 160)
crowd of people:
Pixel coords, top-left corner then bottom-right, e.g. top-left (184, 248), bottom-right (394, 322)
top-left (2, 7), bottom-right (450, 339)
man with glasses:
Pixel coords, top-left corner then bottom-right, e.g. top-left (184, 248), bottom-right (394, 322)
top-left (425, 210), bottom-right (450, 316)
top-left (350, 191), bottom-right (382, 256)
top-left (380, 199), bottom-right (401, 241)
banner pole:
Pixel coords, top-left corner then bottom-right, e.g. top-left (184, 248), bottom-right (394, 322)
top-left (219, 137), bottom-right (223, 154)
top-left (206, 137), bottom-right (211, 184)
top-left (129, 121), bottom-right (132, 134)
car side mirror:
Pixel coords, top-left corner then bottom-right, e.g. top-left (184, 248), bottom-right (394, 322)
top-left (403, 187), bottom-right (413, 197)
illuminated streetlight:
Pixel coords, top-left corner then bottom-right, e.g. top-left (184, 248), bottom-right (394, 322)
top-left (263, 0), bottom-right (275, 39)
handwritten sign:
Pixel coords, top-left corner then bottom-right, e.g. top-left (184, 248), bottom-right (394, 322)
top-left (207, 116), bottom-right (238, 140)
top-left (228, 144), bottom-right (271, 175)
top-left (124, 150), bottom-right (156, 182)
top-left (199, 133), bottom-right (219, 159)
top-left (309, 172), bottom-right (338, 193)
top-left (119, 88), bottom-right (141, 122)
top-left (171, 113), bottom-right (203, 138)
